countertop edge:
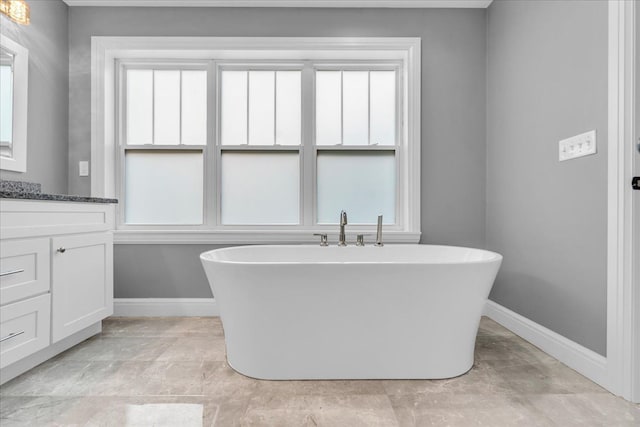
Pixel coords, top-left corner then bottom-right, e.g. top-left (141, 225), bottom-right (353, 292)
top-left (0, 191), bottom-right (118, 204)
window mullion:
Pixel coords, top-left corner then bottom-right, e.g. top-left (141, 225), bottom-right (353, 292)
top-left (246, 71), bottom-right (250, 145)
top-left (117, 62), bottom-right (126, 229)
top-left (273, 71), bottom-right (277, 145)
top-left (367, 70), bottom-right (371, 146)
top-left (340, 70), bottom-right (344, 146)
top-left (151, 70), bottom-right (155, 145)
top-left (302, 62), bottom-right (315, 227)
top-left (178, 70), bottom-right (183, 145)
top-left (211, 61), bottom-right (221, 228)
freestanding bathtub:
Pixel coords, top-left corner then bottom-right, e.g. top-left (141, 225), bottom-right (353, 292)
top-left (200, 244), bottom-right (502, 380)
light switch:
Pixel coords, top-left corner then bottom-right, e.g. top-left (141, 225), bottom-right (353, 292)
top-left (79, 161), bottom-right (89, 177)
top-left (559, 130), bottom-right (597, 161)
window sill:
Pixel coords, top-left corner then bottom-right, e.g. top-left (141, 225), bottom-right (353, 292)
top-left (113, 229), bottom-right (421, 245)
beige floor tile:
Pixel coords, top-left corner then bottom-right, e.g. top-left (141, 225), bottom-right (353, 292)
top-left (477, 317), bottom-right (515, 338)
top-left (1, 316), bottom-right (633, 426)
top-left (156, 336), bottom-right (227, 362)
top-left (0, 396), bottom-right (218, 427)
top-left (524, 393), bottom-right (640, 426)
top-left (494, 361), bottom-right (607, 395)
top-left (381, 362), bottom-right (511, 396)
top-left (388, 392), bottom-right (554, 427)
top-left (0, 360), bottom-right (101, 396)
top-left (60, 336), bottom-right (176, 362)
top-left (238, 394), bottom-right (399, 427)
top-left (203, 361), bottom-right (259, 399)
top-left (102, 316), bottom-right (224, 338)
top-left (475, 335), bottom-right (557, 369)
top-left (254, 378), bottom-right (387, 397)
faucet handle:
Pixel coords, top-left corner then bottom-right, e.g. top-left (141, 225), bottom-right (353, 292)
top-left (313, 233), bottom-right (329, 247)
top-left (356, 234), bottom-right (365, 246)
top-left (340, 210), bottom-right (348, 224)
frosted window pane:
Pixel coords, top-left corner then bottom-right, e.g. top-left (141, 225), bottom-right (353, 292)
top-left (370, 71), bottom-right (396, 146)
top-left (154, 70), bottom-right (181, 145)
top-left (315, 71), bottom-right (341, 145)
top-left (126, 70), bottom-right (153, 145)
top-left (342, 71), bottom-right (369, 145)
top-left (275, 71), bottom-right (301, 145)
top-left (125, 151), bottom-right (203, 224)
top-left (181, 70), bottom-right (207, 145)
top-left (0, 64), bottom-right (13, 146)
top-left (248, 71), bottom-right (275, 145)
top-left (221, 152), bottom-right (299, 224)
top-left (221, 71), bottom-right (247, 145)
top-left (317, 152), bottom-right (395, 224)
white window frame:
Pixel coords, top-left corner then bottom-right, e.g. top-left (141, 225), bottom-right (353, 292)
top-left (0, 34), bottom-right (28, 173)
top-left (92, 37), bottom-right (421, 244)
top-left (116, 60), bottom-right (212, 229)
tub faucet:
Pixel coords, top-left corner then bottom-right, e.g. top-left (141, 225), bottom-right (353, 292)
top-left (338, 210), bottom-right (348, 246)
top-left (374, 215), bottom-right (384, 247)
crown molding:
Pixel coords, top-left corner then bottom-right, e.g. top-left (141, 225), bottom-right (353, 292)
top-left (62, 0), bottom-right (492, 8)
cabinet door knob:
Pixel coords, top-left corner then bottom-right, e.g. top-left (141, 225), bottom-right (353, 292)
top-left (57, 247), bottom-right (66, 253)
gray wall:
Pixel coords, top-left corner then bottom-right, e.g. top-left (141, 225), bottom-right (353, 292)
top-left (486, 0), bottom-right (608, 355)
top-left (114, 245), bottom-right (224, 298)
top-left (67, 7), bottom-right (488, 299)
top-left (0, 0), bottom-right (68, 194)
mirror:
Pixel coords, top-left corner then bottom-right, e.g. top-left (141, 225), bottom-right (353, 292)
top-left (0, 34), bottom-right (28, 173)
top-left (0, 47), bottom-right (14, 159)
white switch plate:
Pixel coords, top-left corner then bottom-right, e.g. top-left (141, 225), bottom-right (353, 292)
top-left (559, 130), bottom-right (597, 161)
top-left (79, 161), bottom-right (89, 177)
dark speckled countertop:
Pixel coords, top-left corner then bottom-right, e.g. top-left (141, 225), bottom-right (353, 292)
top-left (0, 180), bottom-right (118, 204)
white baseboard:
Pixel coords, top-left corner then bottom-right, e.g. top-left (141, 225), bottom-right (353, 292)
top-left (483, 300), bottom-right (609, 391)
top-left (113, 298), bottom-right (219, 317)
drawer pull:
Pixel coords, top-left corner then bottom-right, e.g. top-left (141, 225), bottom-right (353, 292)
top-left (0, 269), bottom-right (25, 277)
top-left (0, 331), bottom-right (25, 343)
top-left (56, 247), bottom-right (66, 254)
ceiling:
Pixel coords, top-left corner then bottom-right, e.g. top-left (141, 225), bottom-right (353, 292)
top-left (61, 0), bottom-right (493, 8)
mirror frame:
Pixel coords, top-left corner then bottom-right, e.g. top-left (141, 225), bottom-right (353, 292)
top-left (0, 34), bottom-right (28, 173)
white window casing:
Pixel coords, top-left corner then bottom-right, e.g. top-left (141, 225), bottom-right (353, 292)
top-left (91, 37), bottom-right (421, 244)
top-left (0, 34), bottom-right (28, 173)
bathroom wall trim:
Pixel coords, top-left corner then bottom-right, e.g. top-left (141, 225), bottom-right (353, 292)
top-left (64, 0), bottom-right (493, 9)
top-left (607, 0), bottom-right (638, 403)
top-left (483, 301), bottom-right (609, 390)
top-left (113, 298), bottom-right (219, 317)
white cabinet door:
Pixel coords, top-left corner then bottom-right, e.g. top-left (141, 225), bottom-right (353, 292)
top-left (51, 233), bottom-right (113, 343)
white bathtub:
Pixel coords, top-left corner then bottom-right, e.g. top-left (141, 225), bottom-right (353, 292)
top-left (200, 244), bottom-right (502, 380)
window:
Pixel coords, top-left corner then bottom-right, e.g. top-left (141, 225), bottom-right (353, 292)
top-left (96, 37), bottom-right (420, 243)
top-left (219, 68), bottom-right (302, 225)
top-left (120, 65), bottom-right (207, 225)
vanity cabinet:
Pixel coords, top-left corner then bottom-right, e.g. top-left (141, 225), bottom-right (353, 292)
top-left (0, 199), bottom-right (115, 378)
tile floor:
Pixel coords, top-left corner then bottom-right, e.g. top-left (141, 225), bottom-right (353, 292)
top-left (1, 317), bottom-right (638, 426)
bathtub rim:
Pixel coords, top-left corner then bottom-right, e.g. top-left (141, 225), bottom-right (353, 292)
top-left (200, 244), bottom-right (503, 266)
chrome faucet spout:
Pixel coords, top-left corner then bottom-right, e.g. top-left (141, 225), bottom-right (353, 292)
top-left (338, 210), bottom-right (348, 246)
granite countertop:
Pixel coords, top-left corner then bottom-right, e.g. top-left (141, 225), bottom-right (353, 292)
top-left (0, 181), bottom-right (118, 204)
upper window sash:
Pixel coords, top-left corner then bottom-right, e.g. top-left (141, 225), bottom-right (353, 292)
top-left (119, 61), bottom-right (210, 147)
top-left (217, 66), bottom-right (303, 147)
top-left (313, 64), bottom-right (401, 148)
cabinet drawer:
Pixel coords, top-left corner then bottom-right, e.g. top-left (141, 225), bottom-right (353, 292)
top-left (0, 293), bottom-right (51, 369)
top-left (1, 239), bottom-right (50, 305)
